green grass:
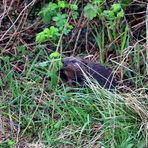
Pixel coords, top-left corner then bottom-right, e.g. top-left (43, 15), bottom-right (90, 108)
top-left (0, 48), bottom-right (147, 147)
top-left (0, 2), bottom-right (148, 147)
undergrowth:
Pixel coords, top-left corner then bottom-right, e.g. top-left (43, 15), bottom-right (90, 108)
top-left (0, 0), bottom-right (147, 148)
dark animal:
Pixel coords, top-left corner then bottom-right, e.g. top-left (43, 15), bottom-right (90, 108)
top-left (58, 57), bottom-right (117, 89)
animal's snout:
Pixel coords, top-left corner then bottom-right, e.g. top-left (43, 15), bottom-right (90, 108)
top-left (61, 59), bottom-right (67, 67)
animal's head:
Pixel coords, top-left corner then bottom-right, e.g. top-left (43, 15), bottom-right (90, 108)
top-left (61, 56), bottom-right (88, 70)
top-left (58, 57), bottom-right (87, 86)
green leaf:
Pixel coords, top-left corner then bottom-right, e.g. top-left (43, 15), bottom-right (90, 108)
top-left (84, 3), bottom-right (97, 20)
top-left (70, 4), bottom-right (78, 10)
top-left (98, 7), bottom-right (103, 14)
top-left (108, 11), bottom-right (115, 19)
top-left (120, 0), bottom-right (133, 8)
top-left (0, 139), bottom-right (15, 147)
top-left (111, 3), bottom-right (121, 12)
top-left (53, 13), bottom-right (67, 21)
top-left (37, 61), bottom-right (49, 67)
top-left (58, 1), bottom-right (66, 8)
top-left (103, 10), bottom-right (115, 20)
top-left (49, 2), bottom-right (58, 11)
top-left (93, 0), bottom-right (103, 4)
top-left (38, 8), bottom-right (51, 23)
top-left (48, 26), bottom-right (59, 38)
top-left (43, 28), bottom-right (50, 36)
top-left (50, 52), bottom-right (60, 59)
top-left (36, 26), bottom-right (59, 43)
top-left (60, 23), bottom-right (73, 35)
top-left (7, 139), bottom-right (15, 146)
top-left (38, 2), bottom-right (58, 23)
top-left (36, 32), bottom-right (46, 43)
top-left (53, 13), bottom-right (67, 27)
top-left (16, 45), bottom-right (27, 54)
top-left (72, 11), bottom-right (79, 19)
top-left (53, 120), bottom-right (62, 129)
top-left (117, 11), bottom-right (124, 18)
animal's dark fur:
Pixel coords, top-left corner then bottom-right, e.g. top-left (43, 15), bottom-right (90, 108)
top-left (58, 57), bottom-right (117, 89)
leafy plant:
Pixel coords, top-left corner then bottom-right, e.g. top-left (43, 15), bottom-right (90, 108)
top-left (52, 13), bottom-right (73, 35)
top-left (38, 2), bottom-right (58, 23)
top-left (36, 26), bottom-right (59, 43)
top-left (48, 52), bottom-right (62, 88)
top-left (37, 1), bottom-right (124, 45)
top-left (83, 2), bottom-right (124, 28)
top-left (84, 3), bottom-right (98, 20)
top-left (36, 1), bottom-right (78, 43)
top-left (0, 139), bottom-right (15, 148)
top-left (111, 3), bottom-right (121, 12)
top-left (101, 3), bottom-right (124, 29)
top-left (58, 1), bottom-right (67, 9)
top-left (53, 13), bottom-right (67, 28)
top-left (35, 51), bottom-right (62, 89)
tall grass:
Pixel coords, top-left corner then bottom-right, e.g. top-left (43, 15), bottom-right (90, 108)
top-left (0, 46), bottom-right (147, 147)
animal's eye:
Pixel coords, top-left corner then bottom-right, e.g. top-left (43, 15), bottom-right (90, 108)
top-left (62, 60), bottom-right (68, 67)
top-left (70, 58), bottom-right (80, 64)
top-left (71, 60), bottom-right (77, 63)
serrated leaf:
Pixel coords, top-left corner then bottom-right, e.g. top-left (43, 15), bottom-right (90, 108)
top-left (70, 4), bottom-right (78, 10)
top-left (36, 32), bottom-right (46, 43)
top-left (49, 2), bottom-right (58, 11)
top-left (38, 2), bottom-right (58, 23)
top-left (84, 3), bottom-right (97, 20)
top-left (72, 11), bottom-right (79, 19)
top-left (53, 13), bottom-right (67, 27)
top-left (43, 28), bottom-right (50, 36)
top-left (102, 10), bottom-right (115, 20)
top-left (48, 26), bottom-right (59, 38)
top-left (58, 1), bottom-right (66, 8)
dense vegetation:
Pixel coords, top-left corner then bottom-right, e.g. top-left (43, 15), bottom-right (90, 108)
top-left (0, 0), bottom-right (147, 147)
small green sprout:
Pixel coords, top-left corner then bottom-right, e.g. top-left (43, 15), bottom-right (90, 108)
top-left (48, 52), bottom-right (62, 89)
top-left (111, 3), bottom-right (121, 12)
